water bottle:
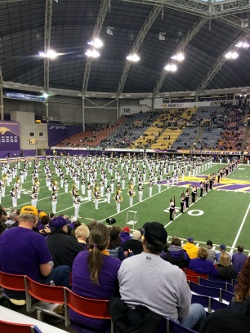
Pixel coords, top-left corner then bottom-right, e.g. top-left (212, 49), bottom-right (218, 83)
top-left (50, 280), bottom-right (55, 286)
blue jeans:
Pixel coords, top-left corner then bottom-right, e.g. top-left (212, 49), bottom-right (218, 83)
top-left (40, 265), bottom-right (70, 287)
top-left (180, 303), bottom-right (206, 331)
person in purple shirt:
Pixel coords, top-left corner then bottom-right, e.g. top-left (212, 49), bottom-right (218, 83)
top-left (232, 245), bottom-right (248, 274)
top-left (119, 226), bottom-right (132, 247)
top-left (0, 205), bottom-right (70, 301)
top-left (71, 223), bottom-right (121, 333)
top-left (188, 247), bottom-right (218, 275)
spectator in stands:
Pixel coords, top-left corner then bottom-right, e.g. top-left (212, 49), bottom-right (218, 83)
top-left (108, 226), bottom-right (133, 260)
top-left (188, 247), bottom-right (218, 275)
top-left (123, 230), bottom-right (143, 255)
top-left (74, 223), bottom-right (90, 250)
top-left (205, 240), bottom-right (216, 262)
top-left (215, 244), bottom-right (231, 263)
top-left (201, 257), bottom-right (250, 333)
top-left (232, 245), bottom-right (248, 274)
top-left (214, 253), bottom-right (238, 280)
top-left (119, 226), bottom-right (132, 247)
top-left (182, 237), bottom-right (199, 259)
top-left (117, 222), bottom-right (206, 331)
top-left (161, 237), bottom-right (190, 268)
top-left (0, 206), bottom-right (70, 298)
top-left (70, 223), bottom-right (121, 333)
top-left (4, 209), bottom-right (19, 229)
top-left (46, 216), bottom-right (83, 268)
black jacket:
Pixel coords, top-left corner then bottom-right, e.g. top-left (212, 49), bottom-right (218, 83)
top-left (109, 297), bottom-right (164, 333)
top-left (46, 229), bottom-right (83, 268)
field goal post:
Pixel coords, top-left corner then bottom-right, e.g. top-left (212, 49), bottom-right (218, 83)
top-left (126, 210), bottom-right (138, 231)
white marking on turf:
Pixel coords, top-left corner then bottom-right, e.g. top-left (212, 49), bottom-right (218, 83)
top-left (230, 203), bottom-right (250, 253)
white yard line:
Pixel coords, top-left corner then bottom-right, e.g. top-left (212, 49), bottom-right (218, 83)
top-left (230, 203), bottom-right (250, 253)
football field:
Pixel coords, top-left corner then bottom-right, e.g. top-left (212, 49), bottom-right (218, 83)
top-left (1, 159), bottom-right (250, 254)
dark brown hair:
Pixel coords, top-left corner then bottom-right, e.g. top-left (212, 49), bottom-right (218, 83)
top-left (88, 223), bottom-right (110, 285)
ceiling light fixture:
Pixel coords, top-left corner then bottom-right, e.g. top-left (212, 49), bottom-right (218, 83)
top-left (235, 42), bottom-right (249, 48)
top-left (85, 49), bottom-right (100, 58)
top-left (88, 38), bottom-right (103, 48)
top-left (164, 64), bottom-right (177, 72)
top-left (126, 53), bottom-right (140, 62)
top-left (39, 50), bottom-right (58, 59)
top-left (171, 52), bottom-right (185, 62)
top-left (225, 51), bottom-right (239, 59)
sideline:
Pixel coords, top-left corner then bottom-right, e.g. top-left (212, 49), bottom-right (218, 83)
top-left (230, 203), bottom-right (250, 253)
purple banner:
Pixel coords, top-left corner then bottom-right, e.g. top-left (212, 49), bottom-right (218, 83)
top-left (0, 121), bottom-right (20, 152)
top-left (47, 124), bottom-right (82, 146)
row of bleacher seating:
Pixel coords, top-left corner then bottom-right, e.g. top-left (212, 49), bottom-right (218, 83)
top-left (0, 269), bottom-right (236, 333)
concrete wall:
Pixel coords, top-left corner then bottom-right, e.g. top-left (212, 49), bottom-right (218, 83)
top-left (4, 96), bottom-right (118, 125)
top-left (10, 111), bottom-right (48, 150)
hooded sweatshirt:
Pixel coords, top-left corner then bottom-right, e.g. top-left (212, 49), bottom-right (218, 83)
top-left (182, 242), bottom-right (199, 259)
top-left (161, 245), bottom-right (190, 268)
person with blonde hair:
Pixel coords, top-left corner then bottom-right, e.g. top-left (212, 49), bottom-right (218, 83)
top-left (70, 223), bottom-right (121, 333)
top-left (74, 224), bottom-right (90, 250)
top-left (188, 247), bottom-right (217, 275)
top-left (214, 252), bottom-right (237, 279)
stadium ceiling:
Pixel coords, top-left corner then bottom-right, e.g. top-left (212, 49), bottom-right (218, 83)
top-left (1, 0), bottom-right (250, 99)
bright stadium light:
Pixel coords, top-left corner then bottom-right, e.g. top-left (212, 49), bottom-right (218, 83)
top-left (39, 49), bottom-right (58, 59)
top-left (235, 41), bottom-right (249, 48)
top-left (85, 49), bottom-right (100, 58)
top-left (171, 52), bottom-right (185, 62)
top-left (164, 64), bottom-right (177, 72)
top-left (225, 51), bottom-right (239, 59)
top-left (88, 38), bottom-right (103, 48)
top-left (126, 53), bottom-right (140, 62)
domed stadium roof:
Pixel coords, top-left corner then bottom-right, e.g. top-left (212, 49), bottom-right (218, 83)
top-left (0, 0), bottom-right (250, 97)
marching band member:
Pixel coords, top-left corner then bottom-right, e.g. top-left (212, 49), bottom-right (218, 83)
top-left (81, 178), bottom-right (86, 195)
top-left (106, 185), bottom-right (111, 204)
top-left (121, 174), bottom-right (126, 189)
top-left (191, 185), bottom-right (197, 203)
top-left (180, 193), bottom-right (185, 213)
top-left (10, 188), bottom-right (17, 207)
top-left (31, 192), bottom-right (38, 207)
top-left (51, 192), bottom-right (57, 214)
top-left (87, 182), bottom-right (92, 201)
top-left (166, 174), bottom-right (170, 189)
top-left (74, 194), bottom-right (81, 217)
top-left (14, 177), bottom-right (22, 199)
top-left (110, 177), bottom-right (115, 193)
top-left (100, 180), bottom-right (104, 197)
top-left (60, 171), bottom-right (64, 188)
top-left (32, 179), bottom-right (40, 198)
top-left (114, 189), bottom-right (123, 213)
top-left (64, 177), bottom-right (69, 193)
top-left (200, 180), bottom-right (204, 197)
top-left (157, 178), bottom-right (162, 193)
top-left (1, 175), bottom-right (7, 197)
top-left (138, 182), bottom-right (144, 202)
top-left (148, 179), bottom-right (153, 197)
top-left (51, 180), bottom-right (58, 195)
top-left (93, 185), bottom-right (101, 210)
top-left (185, 188), bottom-right (190, 209)
top-left (127, 184), bottom-right (136, 207)
top-left (169, 198), bottom-right (175, 221)
top-left (71, 184), bottom-right (78, 200)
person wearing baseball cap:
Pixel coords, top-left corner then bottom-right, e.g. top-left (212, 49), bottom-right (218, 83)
top-left (0, 206), bottom-right (70, 303)
top-left (116, 222), bottom-right (205, 331)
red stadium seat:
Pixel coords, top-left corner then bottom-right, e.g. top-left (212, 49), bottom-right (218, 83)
top-left (0, 319), bottom-right (36, 333)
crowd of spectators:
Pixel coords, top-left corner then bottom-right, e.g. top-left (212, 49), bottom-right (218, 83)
top-left (0, 203), bottom-right (249, 333)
